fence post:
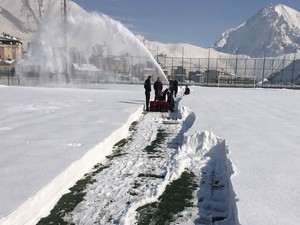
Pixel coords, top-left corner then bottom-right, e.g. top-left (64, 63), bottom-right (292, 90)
top-left (171, 57), bottom-right (173, 77)
top-left (182, 47), bottom-right (184, 78)
top-left (280, 58), bottom-right (285, 85)
top-left (190, 58), bottom-right (192, 76)
top-left (207, 48), bottom-right (210, 85)
top-left (235, 50), bottom-right (238, 76)
top-left (138, 57), bottom-right (140, 78)
top-left (244, 58), bottom-right (247, 77)
top-left (290, 54), bottom-right (296, 88)
top-left (262, 51), bottom-right (266, 87)
top-left (8, 70), bottom-right (10, 85)
top-left (254, 58), bottom-right (256, 81)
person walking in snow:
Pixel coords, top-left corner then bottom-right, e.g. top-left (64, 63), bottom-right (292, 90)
top-left (144, 75), bottom-right (152, 111)
top-left (153, 77), bottom-right (163, 101)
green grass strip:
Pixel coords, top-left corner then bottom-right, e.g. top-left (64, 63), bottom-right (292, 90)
top-left (37, 120), bottom-right (139, 224)
top-left (136, 170), bottom-right (198, 225)
top-left (138, 173), bottom-right (165, 179)
top-left (129, 121), bottom-right (139, 132)
top-left (144, 129), bottom-right (169, 154)
top-left (37, 164), bottom-right (109, 225)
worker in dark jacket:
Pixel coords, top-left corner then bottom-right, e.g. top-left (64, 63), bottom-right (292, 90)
top-left (144, 75), bottom-right (152, 111)
top-left (153, 77), bottom-right (163, 101)
top-left (184, 85), bottom-right (190, 95)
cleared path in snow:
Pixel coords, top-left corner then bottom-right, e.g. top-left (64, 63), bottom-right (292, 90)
top-left (70, 107), bottom-right (192, 224)
top-left (67, 103), bottom-right (238, 224)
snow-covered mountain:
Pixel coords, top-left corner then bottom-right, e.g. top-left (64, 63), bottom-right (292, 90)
top-left (135, 34), bottom-right (231, 59)
top-left (1, 1), bottom-right (300, 60)
top-left (0, 0), bottom-right (217, 59)
top-left (213, 4), bottom-right (300, 57)
top-left (0, 0), bottom-right (86, 48)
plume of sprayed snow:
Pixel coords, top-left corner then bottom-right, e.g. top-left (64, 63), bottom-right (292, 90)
top-left (16, 9), bottom-right (167, 82)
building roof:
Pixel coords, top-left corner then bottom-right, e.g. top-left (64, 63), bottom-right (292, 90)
top-left (0, 37), bottom-right (23, 45)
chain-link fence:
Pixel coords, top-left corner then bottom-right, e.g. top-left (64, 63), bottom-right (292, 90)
top-left (3, 55), bottom-right (300, 88)
top-left (0, 70), bottom-right (20, 85)
top-left (157, 56), bottom-right (300, 88)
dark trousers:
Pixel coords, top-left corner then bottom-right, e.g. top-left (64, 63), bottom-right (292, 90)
top-left (145, 91), bottom-right (150, 110)
top-left (172, 88), bottom-right (178, 97)
top-left (154, 91), bottom-right (159, 101)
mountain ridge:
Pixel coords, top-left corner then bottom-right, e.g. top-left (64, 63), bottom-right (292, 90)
top-left (213, 4), bottom-right (300, 57)
top-left (0, 1), bottom-right (300, 58)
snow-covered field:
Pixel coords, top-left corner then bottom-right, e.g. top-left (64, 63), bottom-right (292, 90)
top-left (182, 87), bottom-right (300, 225)
top-left (0, 84), bottom-right (299, 225)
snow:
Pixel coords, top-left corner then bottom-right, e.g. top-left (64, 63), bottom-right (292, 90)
top-left (0, 84), bottom-right (144, 224)
top-left (73, 63), bottom-right (100, 72)
top-left (181, 87), bottom-right (300, 225)
top-left (136, 34), bottom-right (231, 59)
top-left (0, 84), bottom-right (300, 225)
top-left (275, 4), bottom-right (300, 27)
top-left (213, 4), bottom-right (300, 57)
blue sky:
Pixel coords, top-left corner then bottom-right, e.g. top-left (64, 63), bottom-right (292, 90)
top-left (72, 0), bottom-right (300, 48)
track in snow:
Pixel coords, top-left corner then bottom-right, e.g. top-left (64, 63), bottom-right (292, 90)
top-left (69, 105), bottom-right (193, 224)
top-left (43, 98), bottom-right (238, 225)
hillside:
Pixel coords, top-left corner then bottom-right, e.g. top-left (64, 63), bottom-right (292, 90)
top-left (0, 0), bottom-right (86, 48)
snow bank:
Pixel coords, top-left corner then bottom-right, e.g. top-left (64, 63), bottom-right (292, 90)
top-left (176, 130), bottom-right (238, 224)
top-left (0, 106), bottom-right (143, 225)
